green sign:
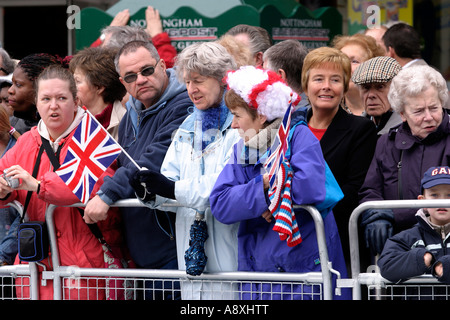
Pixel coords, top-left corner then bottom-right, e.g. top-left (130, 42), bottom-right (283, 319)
top-left (260, 4), bottom-right (342, 49)
top-left (75, 3), bottom-right (342, 52)
top-left (76, 7), bottom-right (115, 50)
top-left (126, 5), bottom-right (260, 52)
top-left (75, 5), bottom-right (260, 52)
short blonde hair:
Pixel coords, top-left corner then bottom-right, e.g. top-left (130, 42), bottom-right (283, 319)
top-left (301, 47), bottom-right (351, 93)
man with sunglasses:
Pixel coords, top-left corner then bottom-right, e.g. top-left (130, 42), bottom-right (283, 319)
top-left (84, 40), bottom-right (191, 299)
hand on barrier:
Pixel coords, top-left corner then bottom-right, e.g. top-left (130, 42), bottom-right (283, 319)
top-left (129, 168), bottom-right (154, 202)
top-left (129, 168), bottom-right (151, 201)
top-left (361, 208), bottom-right (395, 254)
top-left (130, 168), bottom-right (176, 200)
top-left (84, 195), bottom-right (110, 223)
top-left (433, 262), bottom-right (444, 278)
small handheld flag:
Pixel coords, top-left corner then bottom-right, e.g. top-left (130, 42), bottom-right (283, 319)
top-left (55, 111), bottom-right (122, 204)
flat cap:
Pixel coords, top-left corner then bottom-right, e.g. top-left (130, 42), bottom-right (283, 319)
top-left (351, 56), bottom-right (401, 85)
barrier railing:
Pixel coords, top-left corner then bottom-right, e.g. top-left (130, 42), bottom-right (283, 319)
top-left (0, 264), bottom-right (38, 300)
top-left (357, 272), bottom-right (450, 300)
top-left (41, 199), bottom-right (337, 300)
top-left (347, 199), bottom-right (450, 300)
top-left (5, 198), bottom-right (450, 300)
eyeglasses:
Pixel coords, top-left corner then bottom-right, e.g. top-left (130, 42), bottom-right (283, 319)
top-left (122, 60), bottom-right (160, 83)
top-left (0, 67), bottom-right (8, 75)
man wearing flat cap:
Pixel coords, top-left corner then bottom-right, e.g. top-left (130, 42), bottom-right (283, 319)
top-left (352, 56), bottom-right (402, 135)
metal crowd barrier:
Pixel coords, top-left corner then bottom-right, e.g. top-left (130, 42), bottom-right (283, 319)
top-left (0, 199), bottom-right (337, 300)
top-left (5, 198), bottom-right (450, 300)
top-left (347, 199), bottom-right (450, 300)
top-left (0, 264), bottom-right (38, 300)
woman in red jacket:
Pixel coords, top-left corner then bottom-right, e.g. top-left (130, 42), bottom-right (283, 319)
top-left (0, 65), bottom-right (124, 300)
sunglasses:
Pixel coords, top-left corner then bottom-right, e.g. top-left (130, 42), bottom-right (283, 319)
top-left (122, 60), bottom-right (160, 83)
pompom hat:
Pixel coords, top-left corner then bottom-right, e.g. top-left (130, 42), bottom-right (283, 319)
top-left (224, 66), bottom-right (301, 122)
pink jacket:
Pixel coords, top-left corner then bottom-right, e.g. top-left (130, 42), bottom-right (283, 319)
top-left (0, 127), bottom-right (124, 300)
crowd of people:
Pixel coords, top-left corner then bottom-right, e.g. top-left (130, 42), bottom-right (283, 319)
top-left (0, 5), bottom-right (449, 300)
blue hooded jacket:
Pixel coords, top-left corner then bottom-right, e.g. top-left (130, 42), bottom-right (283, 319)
top-left (99, 69), bottom-right (191, 268)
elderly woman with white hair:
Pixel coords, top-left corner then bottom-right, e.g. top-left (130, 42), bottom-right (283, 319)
top-left (129, 42), bottom-right (240, 299)
top-left (359, 65), bottom-right (450, 256)
top-left (210, 65), bottom-right (350, 300)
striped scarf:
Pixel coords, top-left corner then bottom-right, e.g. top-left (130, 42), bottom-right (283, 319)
top-left (268, 161), bottom-right (302, 247)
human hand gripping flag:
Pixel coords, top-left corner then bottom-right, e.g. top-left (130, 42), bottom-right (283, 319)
top-left (55, 110), bottom-right (123, 204)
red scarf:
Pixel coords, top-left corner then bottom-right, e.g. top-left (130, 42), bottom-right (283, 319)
top-left (95, 104), bottom-right (113, 129)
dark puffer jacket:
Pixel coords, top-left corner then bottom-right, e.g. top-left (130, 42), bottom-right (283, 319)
top-left (378, 209), bottom-right (450, 284)
top-left (359, 111), bottom-right (450, 231)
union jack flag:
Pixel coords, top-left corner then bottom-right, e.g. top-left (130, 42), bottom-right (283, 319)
top-left (55, 111), bottom-right (122, 204)
top-left (263, 103), bottom-right (293, 189)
